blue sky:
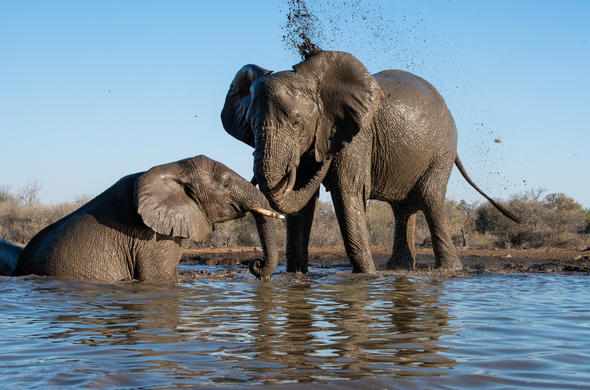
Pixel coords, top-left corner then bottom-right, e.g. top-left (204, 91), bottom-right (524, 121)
top-left (1, 1), bottom-right (588, 207)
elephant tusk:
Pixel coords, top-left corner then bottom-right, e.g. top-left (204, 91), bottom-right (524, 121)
top-left (251, 207), bottom-right (285, 220)
top-left (284, 165), bottom-right (297, 195)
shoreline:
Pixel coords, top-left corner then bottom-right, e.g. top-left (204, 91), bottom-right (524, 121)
top-left (181, 246), bottom-right (590, 275)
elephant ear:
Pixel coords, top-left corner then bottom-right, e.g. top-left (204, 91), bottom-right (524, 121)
top-left (221, 64), bottom-right (272, 147)
top-left (134, 165), bottom-right (212, 241)
top-left (294, 51), bottom-right (384, 162)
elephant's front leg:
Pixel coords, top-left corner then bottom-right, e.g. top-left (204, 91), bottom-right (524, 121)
top-left (285, 191), bottom-right (319, 273)
top-left (330, 190), bottom-right (376, 274)
top-left (134, 241), bottom-right (181, 281)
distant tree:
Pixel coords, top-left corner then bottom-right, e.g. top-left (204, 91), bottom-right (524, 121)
top-left (17, 181), bottom-right (42, 206)
top-left (198, 212), bottom-right (284, 249)
top-left (543, 193), bottom-right (586, 228)
top-left (74, 193), bottom-right (93, 205)
top-left (0, 185), bottom-right (15, 203)
top-left (584, 210), bottom-right (590, 234)
top-left (310, 200), bottom-right (341, 247)
top-left (445, 199), bottom-right (478, 247)
top-left (235, 213), bottom-right (260, 247)
top-left (475, 189), bottom-right (587, 249)
top-left (1, 182), bottom-right (587, 250)
top-left (366, 200), bottom-right (394, 247)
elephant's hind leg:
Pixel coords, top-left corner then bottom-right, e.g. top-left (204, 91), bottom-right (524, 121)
top-left (418, 153), bottom-right (463, 271)
top-left (386, 210), bottom-right (416, 270)
top-left (422, 201), bottom-right (463, 271)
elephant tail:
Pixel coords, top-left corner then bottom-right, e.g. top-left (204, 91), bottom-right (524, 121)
top-left (454, 156), bottom-right (521, 223)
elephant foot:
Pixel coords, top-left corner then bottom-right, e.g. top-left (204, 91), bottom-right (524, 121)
top-left (351, 259), bottom-right (377, 274)
top-left (437, 255), bottom-right (463, 271)
top-left (286, 262), bottom-right (308, 274)
top-left (385, 245), bottom-right (416, 270)
top-left (285, 243), bottom-right (309, 274)
top-left (385, 256), bottom-right (414, 271)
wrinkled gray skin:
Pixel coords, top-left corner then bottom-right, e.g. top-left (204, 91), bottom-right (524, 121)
top-left (0, 238), bottom-right (22, 276)
top-left (221, 50), bottom-right (519, 274)
top-left (14, 155), bottom-right (279, 281)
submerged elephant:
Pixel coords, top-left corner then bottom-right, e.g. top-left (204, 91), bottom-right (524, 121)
top-left (14, 155), bottom-right (282, 281)
top-left (0, 238), bottom-right (22, 276)
top-left (221, 49), bottom-right (518, 274)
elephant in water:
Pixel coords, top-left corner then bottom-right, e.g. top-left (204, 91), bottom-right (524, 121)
top-left (13, 155), bottom-right (283, 281)
top-left (0, 238), bottom-right (22, 276)
top-left (221, 49), bottom-right (519, 274)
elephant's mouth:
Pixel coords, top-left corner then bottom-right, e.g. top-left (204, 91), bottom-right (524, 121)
top-left (269, 163), bottom-right (298, 198)
top-left (263, 157), bottom-right (332, 214)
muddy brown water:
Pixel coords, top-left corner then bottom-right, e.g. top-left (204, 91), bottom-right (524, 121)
top-left (1, 260), bottom-right (589, 389)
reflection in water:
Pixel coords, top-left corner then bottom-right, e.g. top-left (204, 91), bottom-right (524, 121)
top-left (49, 285), bottom-right (182, 346)
top-left (246, 274), bottom-right (457, 383)
top-left (1, 269), bottom-right (590, 388)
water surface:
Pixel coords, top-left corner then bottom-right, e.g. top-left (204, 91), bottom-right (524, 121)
top-left (1, 265), bottom-right (589, 388)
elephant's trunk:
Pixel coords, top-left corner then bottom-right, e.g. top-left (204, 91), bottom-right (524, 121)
top-left (257, 158), bottom-right (332, 215)
top-left (253, 121), bottom-right (331, 215)
top-left (249, 212), bottom-right (279, 280)
top-left (245, 187), bottom-right (280, 280)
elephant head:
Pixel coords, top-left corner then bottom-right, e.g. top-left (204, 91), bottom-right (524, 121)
top-left (134, 155), bottom-right (282, 280)
top-left (221, 50), bottom-right (383, 214)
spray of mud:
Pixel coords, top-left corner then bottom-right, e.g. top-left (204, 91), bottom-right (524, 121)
top-left (280, 0), bottom-right (519, 204)
top-left (282, 0), bottom-right (322, 59)
top-left (281, 0), bottom-right (427, 69)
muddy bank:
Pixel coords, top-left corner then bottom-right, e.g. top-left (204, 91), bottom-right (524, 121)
top-left (181, 246), bottom-right (590, 276)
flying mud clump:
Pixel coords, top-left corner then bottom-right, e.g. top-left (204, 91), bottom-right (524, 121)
top-left (281, 0), bottom-right (428, 70)
top-left (283, 0), bottom-right (323, 59)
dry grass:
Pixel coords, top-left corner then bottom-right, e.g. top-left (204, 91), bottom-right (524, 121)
top-left (1, 185), bottom-right (588, 251)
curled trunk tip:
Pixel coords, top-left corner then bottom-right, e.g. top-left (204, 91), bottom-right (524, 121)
top-left (249, 258), bottom-right (272, 281)
top-left (249, 213), bottom-right (279, 280)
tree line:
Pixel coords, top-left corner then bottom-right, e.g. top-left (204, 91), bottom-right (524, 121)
top-left (1, 183), bottom-right (589, 250)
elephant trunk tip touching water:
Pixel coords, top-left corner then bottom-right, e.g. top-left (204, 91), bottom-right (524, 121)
top-left (246, 199), bottom-right (283, 281)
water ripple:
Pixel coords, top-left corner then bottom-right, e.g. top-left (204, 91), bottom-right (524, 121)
top-left (1, 269), bottom-right (589, 388)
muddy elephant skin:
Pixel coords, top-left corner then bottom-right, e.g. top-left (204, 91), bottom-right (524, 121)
top-left (221, 50), bottom-right (518, 274)
top-left (14, 155), bottom-right (280, 281)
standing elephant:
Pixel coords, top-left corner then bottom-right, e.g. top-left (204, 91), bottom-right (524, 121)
top-left (221, 50), bottom-right (518, 273)
top-left (14, 155), bottom-right (282, 281)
